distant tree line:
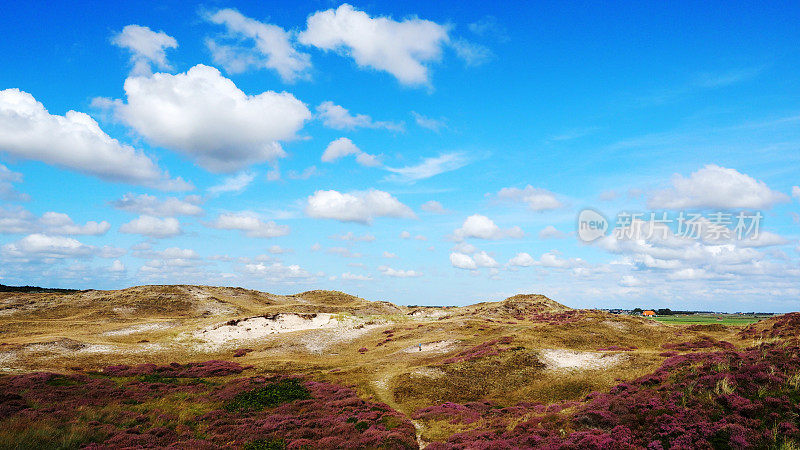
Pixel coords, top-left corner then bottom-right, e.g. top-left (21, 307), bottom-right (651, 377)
top-left (0, 284), bottom-right (84, 294)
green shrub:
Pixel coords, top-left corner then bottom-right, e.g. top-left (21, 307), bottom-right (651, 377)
top-left (243, 438), bottom-right (286, 450)
top-left (225, 379), bottom-right (310, 412)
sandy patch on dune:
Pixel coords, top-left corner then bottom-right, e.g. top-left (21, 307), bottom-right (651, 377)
top-left (602, 320), bottom-right (628, 331)
top-left (402, 340), bottom-right (458, 354)
top-left (409, 309), bottom-right (449, 319)
top-left (539, 349), bottom-right (625, 371)
top-left (23, 340), bottom-right (165, 356)
top-left (104, 323), bottom-right (174, 336)
top-left (301, 323), bottom-right (382, 354)
top-left (0, 351), bottom-right (17, 371)
top-left (192, 313), bottom-right (384, 352)
top-left (410, 367), bottom-right (446, 379)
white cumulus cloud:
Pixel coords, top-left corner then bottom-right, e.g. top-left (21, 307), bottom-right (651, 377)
top-left (298, 4), bottom-right (450, 86)
top-left (209, 212), bottom-right (290, 238)
top-left (112, 25), bottom-right (178, 76)
top-left (120, 216), bottom-right (182, 238)
top-left (648, 165), bottom-right (789, 209)
top-left (0, 89), bottom-right (188, 190)
top-left (421, 200), bottom-right (448, 214)
top-left (321, 137), bottom-right (380, 167)
top-left (104, 64), bottom-right (311, 172)
top-left (453, 214), bottom-right (523, 241)
top-left (2, 234), bottom-right (95, 259)
top-left (305, 189), bottom-right (415, 224)
top-left (205, 9), bottom-right (311, 82)
top-left (450, 252), bottom-right (477, 270)
top-left (507, 252), bottom-right (535, 267)
top-left (39, 212), bottom-right (110, 236)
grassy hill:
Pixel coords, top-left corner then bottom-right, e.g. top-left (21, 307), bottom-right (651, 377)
top-left (0, 284), bottom-right (788, 448)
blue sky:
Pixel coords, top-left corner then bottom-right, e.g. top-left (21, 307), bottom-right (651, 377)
top-left (1, 1), bottom-right (799, 311)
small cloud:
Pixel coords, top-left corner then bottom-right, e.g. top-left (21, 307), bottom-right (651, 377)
top-left (316, 101), bottom-right (403, 131)
top-left (287, 166), bottom-right (319, 180)
top-left (538, 225), bottom-right (566, 239)
top-left (452, 214), bottom-right (523, 241)
top-left (112, 24), bottom-right (178, 76)
top-left (208, 171), bottom-right (256, 195)
top-left (421, 200), bottom-right (449, 214)
top-left (120, 216), bottom-right (181, 238)
top-left (378, 265), bottom-right (423, 278)
top-left (449, 38), bottom-right (493, 66)
top-left (494, 185), bottom-right (563, 211)
top-left (209, 211), bottom-right (289, 238)
top-left (321, 138), bottom-right (381, 167)
top-left (411, 112), bottom-right (446, 132)
top-left (330, 232), bottom-right (375, 242)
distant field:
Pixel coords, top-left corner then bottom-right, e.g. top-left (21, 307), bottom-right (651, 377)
top-left (650, 314), bottom-right (770, 326)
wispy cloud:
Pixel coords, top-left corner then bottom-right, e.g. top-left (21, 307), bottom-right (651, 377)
top-left (208, 171), bottom-right (256, 195)
top-left (384, 153), bottom-right (469, 183)
top-left (638, 66), bottom-right (765, 106)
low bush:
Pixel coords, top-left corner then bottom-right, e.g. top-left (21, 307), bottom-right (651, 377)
top-left (224, 378), bottom-right (310, 411)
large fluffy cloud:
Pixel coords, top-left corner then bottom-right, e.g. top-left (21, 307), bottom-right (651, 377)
top-left (0, 89), bottom-right (188, 190)
top-left (2, 234), bottom-right (95, 259)
top-left (298, 4), bottom-right (449, 86)
top-left (104, 65), bottom-right (311, 172)
top-left (453, 214), bottom-right (523, 241)
top-left (209, 212), bottom-right (289, 238)
top-left (205, 9), bottom-right (311, 82)
top-left (305, 189), bottom-right (415, 224)
top-left (648, 165), bottom-right (788, 209)
top-left (112, 25), bottom-right (178, 76)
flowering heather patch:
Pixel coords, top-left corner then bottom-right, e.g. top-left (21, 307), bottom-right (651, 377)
top-left (421, 342), bottom-right (800, 449)
top-left (102, 360), bottom-right (248, 378)
top-left (442, 337), bottom-right (513, 364)
top-left (0, 362), bottom-right (417, 449)
top-left (739, 312), bottom-right (800, 339)
top-left (233, 348), bottom-right (254, 357)
top-left (527, 310), bottom-right (582, 325)
top-left (661, 336), bottom-right (735, 351)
